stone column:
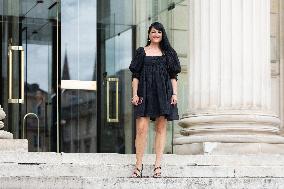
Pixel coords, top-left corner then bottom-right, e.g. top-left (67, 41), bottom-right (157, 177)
top-left (174, 0), bottom-right (284, 154)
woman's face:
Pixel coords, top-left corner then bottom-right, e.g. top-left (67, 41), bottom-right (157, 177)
top-left (149, 27), bottom-right (162, 43)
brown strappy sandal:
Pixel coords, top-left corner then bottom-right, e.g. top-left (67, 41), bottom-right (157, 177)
top-left (131, 164), bottom-right (143, 178)
top-left (153, 166), bottom-right (162, 178)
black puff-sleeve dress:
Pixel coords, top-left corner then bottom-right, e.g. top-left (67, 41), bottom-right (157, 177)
top-left (129, 47), bottom-right (181, 121)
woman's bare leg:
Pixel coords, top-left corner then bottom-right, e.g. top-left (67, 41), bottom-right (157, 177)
top-left (132, 117), bottom-right (149, 176)
top-left (154, 116), bottom-right (167, 172)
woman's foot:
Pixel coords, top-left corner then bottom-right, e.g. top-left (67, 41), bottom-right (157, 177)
top-left (153, 166), bottom-right (161, 178)
top-left (131, 164), bottom-right (143, 178)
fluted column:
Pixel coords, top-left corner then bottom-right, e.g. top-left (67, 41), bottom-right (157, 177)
top-left (174, 0), bottom-right (284, 154)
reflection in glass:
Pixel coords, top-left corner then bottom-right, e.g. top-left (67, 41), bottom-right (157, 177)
top-left (0, 0), bottom-right (59, 151)
top-left (60, 0), bottom-right (97, 153)
top-left (0, 0), bottom-right (188, 154)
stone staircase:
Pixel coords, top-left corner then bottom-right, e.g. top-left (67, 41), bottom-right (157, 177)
top-left (0, 152), bottom-right (284, 188)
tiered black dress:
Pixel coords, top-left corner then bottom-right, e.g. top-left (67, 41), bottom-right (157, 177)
top-left (129, 47), bottom-right (181, 121)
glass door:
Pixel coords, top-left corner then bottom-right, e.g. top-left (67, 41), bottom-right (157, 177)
top-left (95, 0), bottom-right (136, 153)
top-left (59, 0), bottom-right (97, 153)
top-left (96, 28), bottom-right (134, 153)
top-left (0, 0), bottom-right (59, 152)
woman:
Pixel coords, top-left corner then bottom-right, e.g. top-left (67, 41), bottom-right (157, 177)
top-left (129, 22), bottom-right (181, 178)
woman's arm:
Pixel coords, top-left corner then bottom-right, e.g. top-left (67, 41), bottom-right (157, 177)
top-left (168, 49), bottom-right (180, 105)
top-left (131, 78), bottom-right (139, 105)
top-left (170, 78), bottom-right (178, 105)
top-left (129, 47), bottom-right (144, 106)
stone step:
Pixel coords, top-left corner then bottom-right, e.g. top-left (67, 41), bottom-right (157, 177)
top-left (0, 176), bottom-right (284, 189)
top-left (0, 153), bottom-right (284, 188)
top-left (1, 152), bottom-right (284, 166)
top-left (0, 163), bottom-right (284, 178)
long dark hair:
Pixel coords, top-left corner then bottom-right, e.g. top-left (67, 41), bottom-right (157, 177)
top-left (146, 22), bottom-right (175, 54)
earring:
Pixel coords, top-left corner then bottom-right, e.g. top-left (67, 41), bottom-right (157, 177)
top-left (148, 39), bottom-right (151, 42)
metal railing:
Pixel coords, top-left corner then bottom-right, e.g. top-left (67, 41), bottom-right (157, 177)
top-left (22, 113), bottom-right (40, 152)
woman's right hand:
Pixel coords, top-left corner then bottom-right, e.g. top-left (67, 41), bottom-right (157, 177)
top-left (131, 95), bottom-right (139, 106)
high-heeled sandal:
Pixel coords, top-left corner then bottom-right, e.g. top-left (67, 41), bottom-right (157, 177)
top-left (131, 164), bottom-right (143, 178)
top-left (153, 166), bottom-right (161, 178)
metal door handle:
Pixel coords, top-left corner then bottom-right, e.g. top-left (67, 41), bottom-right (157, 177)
top-left (106, 77), bottom-right (119, 122)
top-left (8, 45), bottom-right (25, 104)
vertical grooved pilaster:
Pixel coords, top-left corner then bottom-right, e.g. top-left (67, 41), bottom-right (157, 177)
top-left (187, 0), bottom-right (273, 115)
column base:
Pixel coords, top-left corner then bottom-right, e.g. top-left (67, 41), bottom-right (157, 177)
top-left (179, 113), bottom-right (281, 135)
top-left (174, 134), bottom-right (284, 155)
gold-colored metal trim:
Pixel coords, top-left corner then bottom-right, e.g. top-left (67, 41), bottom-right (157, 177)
top-left (106, 77), bottom-right (119, 123)
top-left (8, 45), bottom-right (25, 104)
top-left (10, 46), bottom-right (24, 51)
top-left (8, 99), bottom-right (24, 103)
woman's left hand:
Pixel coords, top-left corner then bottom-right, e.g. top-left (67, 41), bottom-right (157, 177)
top-left (171, 95), bottom-right (178, 105)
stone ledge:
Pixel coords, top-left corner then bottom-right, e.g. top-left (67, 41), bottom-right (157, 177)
top-left (0, 164), bottom-right (284, 178)
top-left (0, 139), bottom-right (28, 152)
top-left (174, 142), bottom-right (284, 155)
top-left (1, 153), bottom-right (284, 166)
top-left (174, 134), bottom-right (284, 144)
